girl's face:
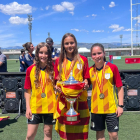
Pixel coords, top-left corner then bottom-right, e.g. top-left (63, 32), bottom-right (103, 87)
top-left (38, 46), bottom-right (48, 64)
top-left (29, 44), bottom-right (34, 52)
top-left (63, 36), bottom-right (76, 56)
top-left (91, 46), bottom-right (105, 64)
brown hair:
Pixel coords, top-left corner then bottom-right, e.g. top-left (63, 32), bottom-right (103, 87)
top-left (90, 43), bottom-right (106, 61)
top-left (34, 42), bottom-right (54, 88)
top-left (22, 42), bottom-right (32, 51)
top-left (58, 33), bottom-right (81, 80)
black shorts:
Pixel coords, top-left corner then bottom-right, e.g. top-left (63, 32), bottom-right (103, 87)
top-left (27, 113), bottom-right (56, 125)
top-left (90, 113), bottom-right (119, 132)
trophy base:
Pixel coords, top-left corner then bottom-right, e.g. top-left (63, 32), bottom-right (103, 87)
top-left (64, 113), bottom-right (80, 125)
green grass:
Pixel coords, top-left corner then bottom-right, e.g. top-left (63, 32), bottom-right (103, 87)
top-left (7, 56), bottom-right (140, 72)
top-left (7, 60), bottom-right (20, 72)
top-left (88, 56), bottom-right (140, 70)
top-left (0, 112), bottom-right (140, 140)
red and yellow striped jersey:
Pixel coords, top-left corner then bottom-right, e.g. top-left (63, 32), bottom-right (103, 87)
top-left (24, 64), bottom-right (56, 114)
top-left (89, 62), bottom-right (123, 114)
top-left (54, 55), bottom-right (89, 101)
top-left (54, 55), bottom-right (90, 140)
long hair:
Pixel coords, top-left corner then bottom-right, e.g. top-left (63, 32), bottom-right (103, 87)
top-left (58, 33), bottom-right (81, 79)
top-left (90, 43), bottom-right (106, 61)
top-left (22, 42), bottom-right (32, 51)
top-left (34, 42), bottom-right (54, 88)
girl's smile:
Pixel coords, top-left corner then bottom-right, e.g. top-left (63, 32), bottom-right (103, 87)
top-left (38, 46), bottom-right (48, 67)
top-left (64, 36), bottom-right (76, 58)
top-left (91, 46), bottom-right (105, 68)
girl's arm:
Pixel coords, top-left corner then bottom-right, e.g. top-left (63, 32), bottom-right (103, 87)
top-left (118, 86), bottom-right (124, 106)
top-left (116, 86), bottom-right (124, 117)
top-left (24, 89), bottom-right (32, 119)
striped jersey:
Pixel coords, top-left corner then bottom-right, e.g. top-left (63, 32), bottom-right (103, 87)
top-left (89, 62), bottom-right (123, 114)
top-left (24, 64), bottom-right (56, 114)
top-left (54, 55), bottom-right (90, 140)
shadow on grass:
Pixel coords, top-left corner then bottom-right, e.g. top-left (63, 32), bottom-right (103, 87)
top-left (0, 118), bottom-right (17, 129)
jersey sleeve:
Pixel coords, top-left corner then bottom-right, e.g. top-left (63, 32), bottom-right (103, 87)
top-left (88, 66), bottom-right (93, 85)
top-left (19, 55), bottom-right (23, 63)
top-left (24, 66), bottom-right (32, 89)
top-left (80, 55), bottom-right (90, 79)
top-left (54, 58), bottom-right (59, 80)
top-left (112, 64), bottom-right (123, 87)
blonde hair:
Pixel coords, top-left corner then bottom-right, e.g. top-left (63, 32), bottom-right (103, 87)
top-left (58, 33), bottom-right (81, 80)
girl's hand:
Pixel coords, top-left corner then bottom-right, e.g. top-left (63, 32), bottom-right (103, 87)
top-left (55, 85), bottom-right (62, 94)
top-left (83, 79), bottom-right (89, 90)
top-left (26, 108), bottom-right (32, 120)
top-left (116, 107), bottom-right (123, 117)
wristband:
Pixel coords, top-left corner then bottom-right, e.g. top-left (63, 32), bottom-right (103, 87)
top-left (118, 105), bottom-right (124, 108)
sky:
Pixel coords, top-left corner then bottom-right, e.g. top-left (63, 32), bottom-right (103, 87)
top-left (0, 0), bottom-right (139, 47)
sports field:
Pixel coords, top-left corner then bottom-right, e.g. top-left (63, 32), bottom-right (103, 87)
top-left (0, 56), bottom-right (140, 140)
top-left (0, 111), bottom-right (140, 140)
top-left (7, 55), bottom-right (140, 72)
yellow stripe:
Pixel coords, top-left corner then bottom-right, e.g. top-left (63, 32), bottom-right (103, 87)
top-left (78, 109), bottom-right (90, 118)
top-left (56, 121), bottom-right (89, 133)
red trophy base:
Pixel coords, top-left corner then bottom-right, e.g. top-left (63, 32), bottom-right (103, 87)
top-left (63, 113), bottom-right (80, 125)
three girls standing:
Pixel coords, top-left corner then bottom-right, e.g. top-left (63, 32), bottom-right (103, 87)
top-left (24, 34), bottom-right (124, 140)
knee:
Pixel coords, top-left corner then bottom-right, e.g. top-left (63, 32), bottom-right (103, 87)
top-left (109, 132), bottom-right (118, 140)
top-left (26, 133), bottom-right (36, 140)
top-left (44, 128), bottom-right (52, 136)
top-left (96, 130), bottom-right (105, 139)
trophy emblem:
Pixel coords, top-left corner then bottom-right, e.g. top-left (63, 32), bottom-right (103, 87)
top-left (57, 71), bottom-right (85, 125)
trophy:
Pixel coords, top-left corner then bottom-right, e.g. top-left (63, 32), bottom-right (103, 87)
top-left (58, 71), bottom-right (85, 125)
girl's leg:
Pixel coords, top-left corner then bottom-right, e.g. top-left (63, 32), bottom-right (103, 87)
top-left (96, 130), bottom-right (105, 140)
top-left (44, 124), bottom-right (53, 140)
top-left (108, 132), bottom-right (118, 140)
top-left (26, 124), bottom-right (39, 140)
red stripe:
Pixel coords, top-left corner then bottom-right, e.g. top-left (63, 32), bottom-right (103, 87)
top-left (63, 83), bottom-right (85, 90)
top-left (58, 116), bottom-right (90, 125)
top-left (59, 130), bottom-right (88, 140)
top-left (57, 99), bottom-right (62, 115)
top-left (74, 101), bottom-right (89, 110)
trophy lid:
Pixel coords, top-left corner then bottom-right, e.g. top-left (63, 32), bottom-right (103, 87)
top-left (64, 76), bottom-right (79, 84)
top-left (64, 71), bottom-right (79, 85)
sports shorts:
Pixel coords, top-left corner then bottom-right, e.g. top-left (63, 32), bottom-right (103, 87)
top-left (90, 113), bottom-right (119, 132)
top-left (27, 113), bottom-right (56, 125)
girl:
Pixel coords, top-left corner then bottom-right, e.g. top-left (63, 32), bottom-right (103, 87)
top-left (24, 43), bottom-right (56, 140)
top-left (89, 43), bottom-right (124, 140)
top-left (23, 42), bottom-right (35, 71)
top-left (54, 33), bottom-right (90, 140)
